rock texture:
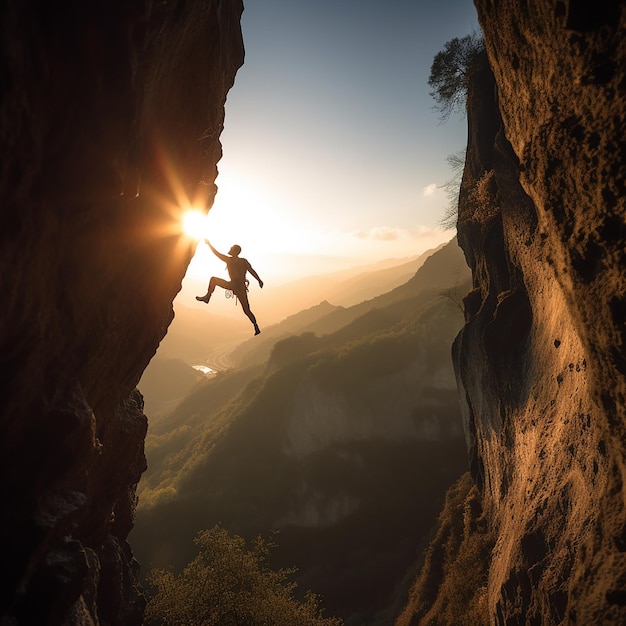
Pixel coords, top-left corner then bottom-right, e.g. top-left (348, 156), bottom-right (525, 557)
top-left (0, 1), bottom-right (243, 624)
top-left (399, 3), bottom-right (626, 624)
top-left (403, 2), bottom-right (626, 625)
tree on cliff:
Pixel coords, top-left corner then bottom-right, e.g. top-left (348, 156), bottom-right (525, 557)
top-left (439, 148), bottom-right (466, 229)
top-left (428, 32), bottom-right (485, 121)
top-left (145, 525), bottom-right (343, 626)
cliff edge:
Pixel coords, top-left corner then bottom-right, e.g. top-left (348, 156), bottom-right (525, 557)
top-left (399, 2), bottom-right (626, 624)
top-left (0, 1), bottom-right (243, 624)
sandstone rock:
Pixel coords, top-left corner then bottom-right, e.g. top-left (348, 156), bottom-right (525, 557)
top-left (0, 1), bottom-right (243, 623)
top-left (406, 3), bottom-right (626, 625)
top-left (399, 3), bottom-right (626, 624)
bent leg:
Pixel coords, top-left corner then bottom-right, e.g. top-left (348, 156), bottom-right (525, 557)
top-left (208, 277), bottom-right (231, 294)
top-left (196, 277), bottom-right (231, 303)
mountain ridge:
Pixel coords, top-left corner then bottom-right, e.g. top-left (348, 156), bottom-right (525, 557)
top-left (230, 239), bottom-right (468, 367)
top-left (139, 247), bottom-right (456, 416)
top-left (131, 241), bottom-right (471, 625)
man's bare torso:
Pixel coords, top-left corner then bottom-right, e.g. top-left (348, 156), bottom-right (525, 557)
top-left (226, 256), bottom-right (251, 286)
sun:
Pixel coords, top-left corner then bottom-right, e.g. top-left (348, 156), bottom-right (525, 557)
top-left (182, 209), bottom-right (209, 240)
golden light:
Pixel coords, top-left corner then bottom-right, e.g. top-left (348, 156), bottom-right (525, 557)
top-left (182, 209), bottom-right (209, 240)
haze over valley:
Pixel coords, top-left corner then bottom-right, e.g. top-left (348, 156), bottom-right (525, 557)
top-left (134, 241), bottom-right (471, 624)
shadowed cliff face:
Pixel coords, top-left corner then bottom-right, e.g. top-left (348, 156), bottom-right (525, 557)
top-left (0, 1), bottom-right (243, 624)
top-left (453, 2), bottom-right (626, 624)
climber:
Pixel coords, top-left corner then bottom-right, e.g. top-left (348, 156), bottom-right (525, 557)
top-left (196, 239), bottom-right (263, 335)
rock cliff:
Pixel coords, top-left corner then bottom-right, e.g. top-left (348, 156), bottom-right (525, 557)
top-left (399, 2), bottom-right (626, 624)
top-left (0, 1), bottom-right (243, 624)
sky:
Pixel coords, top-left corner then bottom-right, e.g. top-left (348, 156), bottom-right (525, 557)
top-left (183, 0), bottom-right (480, 290)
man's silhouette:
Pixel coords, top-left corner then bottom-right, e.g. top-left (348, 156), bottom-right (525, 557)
top-left (196, 239), bottom-right (263, 335)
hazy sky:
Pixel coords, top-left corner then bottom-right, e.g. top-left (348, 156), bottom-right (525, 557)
top-left (185, 0), bottom-right (480, 287)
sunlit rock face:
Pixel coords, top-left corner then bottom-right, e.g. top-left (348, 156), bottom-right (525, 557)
top-left (454, 2), bottom-right (626, 623)
top-left (0, 1), bottom-right (243, 624)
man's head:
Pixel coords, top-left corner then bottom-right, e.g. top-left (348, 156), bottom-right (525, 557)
top-left (229, 244), bottom-right (242, 257)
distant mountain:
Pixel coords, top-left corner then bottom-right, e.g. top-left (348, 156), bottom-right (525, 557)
top-left (229, 300), bottom-right (339, 368)
top-left (199, 245), bottom-right (449, 326)
top-left (140, 251), bottom-right (446, 418)
top-left (130, 240), bottom-right (471, 625)
top-left (263, 246), bottom-right (443, 311)
top-left (301, 237), bottom-right (468, 337)
top-left (155, 245), bottom-right (453, 374)
top-left (230, 239), bottom-right (469, 367)
top-left (321, 243), bottom-right (446, 307)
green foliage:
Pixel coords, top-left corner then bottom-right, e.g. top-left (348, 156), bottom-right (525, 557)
top-left (395, 473), bottom-right (493, 626)
top-left (310, 323), bottom-right (420, 394)
top-left (269, 332), bottom-right (322, 370)
top-left (137, 366), bottom-right (265, 509)
top-left (145, 525), bottom-right (343, 626)
top-left (310, 296), bottom-right (464, 397)
top-left (133, 242), bottom-right (472, 623)
top-left (428, 33), bottom-right (485, 121)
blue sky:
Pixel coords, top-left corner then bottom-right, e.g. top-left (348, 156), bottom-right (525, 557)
top-left (186, 0), bottom-right (480, 285)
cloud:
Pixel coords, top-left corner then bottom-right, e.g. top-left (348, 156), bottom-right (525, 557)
top-left (423, 183), bottom-right (437, 196)
top-left (353, 226), bottom-right (400, 241)
top-left (351, 225), bottom-right (449, 243)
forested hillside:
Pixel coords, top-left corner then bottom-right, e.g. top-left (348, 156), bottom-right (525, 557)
top-left (132, 240), bottom-right (471, 625)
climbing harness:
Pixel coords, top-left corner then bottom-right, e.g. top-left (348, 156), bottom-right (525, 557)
top-left (224, 279), bottom-right (249, 306)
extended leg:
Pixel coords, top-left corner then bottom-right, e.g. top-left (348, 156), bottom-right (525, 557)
top-left (238, 292), bottom-right (260, 335)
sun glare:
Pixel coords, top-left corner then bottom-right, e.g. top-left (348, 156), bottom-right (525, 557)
top-left (182, 210), bottom-right (209, 240)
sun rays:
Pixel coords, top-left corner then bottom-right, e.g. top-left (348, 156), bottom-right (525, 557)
top-left (182, 210), bottom-right (210, 240)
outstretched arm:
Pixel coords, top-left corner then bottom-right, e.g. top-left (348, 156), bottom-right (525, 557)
top-left (248, 265), bottom-right (263, 288)
top-left (204, 239), bottom-right (229, 263)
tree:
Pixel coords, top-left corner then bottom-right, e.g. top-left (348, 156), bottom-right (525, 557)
top-left (145, 524), bottom-right (343, 626)
top-left (428, 32), bottom-right (485, 122)
top-left (438, 149), bottom-right (466, 230)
